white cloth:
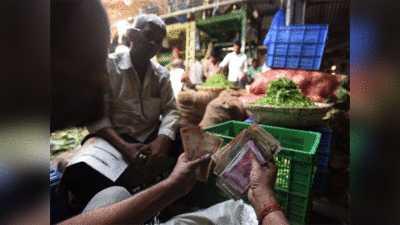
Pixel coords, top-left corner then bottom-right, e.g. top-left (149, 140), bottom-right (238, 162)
top-left (86, 51), bottom-right (180, 142)
top-left (261, 63), bottom-right (271, 72)
top-left (219, 52), bottom-right (248, 82)
top-left (161, 199), bottom-right (258, 225)
top-left (169, 68), bottom-right (185, 98)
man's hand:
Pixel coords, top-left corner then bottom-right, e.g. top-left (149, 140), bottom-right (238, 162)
top-left (240, 72), bottom-right (247, 81)
top-left (245, 74), bottom-right (253, 84)
top-left (166, 153), bottom-right (211, 196)
top-left (146, 135), bottom-right (171, 167)
top-left (120, 143), bottom-right (151, 163)
top-left (248, 153), bottom-right (278, 216)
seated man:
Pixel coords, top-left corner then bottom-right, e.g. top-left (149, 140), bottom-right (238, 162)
top-left (61, 13), bottom-right (182, 205)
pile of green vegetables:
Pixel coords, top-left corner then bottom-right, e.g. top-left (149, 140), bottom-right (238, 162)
top-left (203, 73), bottom-right (234, 88)
top-left (251, 78), bottom-right (316, 107)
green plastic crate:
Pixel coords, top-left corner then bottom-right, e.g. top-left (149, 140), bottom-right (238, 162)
top-left (203, 120), bottom-right (321, 225)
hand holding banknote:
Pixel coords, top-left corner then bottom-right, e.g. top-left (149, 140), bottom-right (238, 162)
top-left (166, 153), bottom-right (211, 196)
top-left (247, 152), bottom-right (278, 216)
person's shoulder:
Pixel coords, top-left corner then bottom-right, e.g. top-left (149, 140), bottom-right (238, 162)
top-left (107, 51), bottom-right (131, 72)
top-left (151, 60), bottom-right (170, 78)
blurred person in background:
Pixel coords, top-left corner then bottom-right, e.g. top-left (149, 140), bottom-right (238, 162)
top-left (246, 57), bottom-right (262, 85)
top-left (181, 56), bottom-right (205, 89)
top-left (204, 50), bottom-right (221, 79)
top-left (256, 46), bottom-right (270, 73)
top-left (218, 40), bottom-right (248, 89)
top-left (169, 59), bottom-right (185, 98)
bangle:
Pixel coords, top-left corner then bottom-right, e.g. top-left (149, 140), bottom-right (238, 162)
top-left (257, 203), bottom-right (283, 225)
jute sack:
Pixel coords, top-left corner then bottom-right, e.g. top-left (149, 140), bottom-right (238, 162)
top-left (199, 95), bottom-right (246, 128)
top-left (249, 69), bottom-right (343, 103)
top-left (177, 89), bottom-right (220, 126)
top-left (219, 89), bottom-right (248, 98)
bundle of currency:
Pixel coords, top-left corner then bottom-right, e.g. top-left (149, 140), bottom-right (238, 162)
top-left (181, 126), bottom-right (224, 182)
top-left (213, 122), bottom-right (282, 200)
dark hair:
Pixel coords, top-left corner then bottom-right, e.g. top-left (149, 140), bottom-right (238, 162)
top-left (210, 50), bottom-right (218, 57)
top-left (234, 40), bottom-right (241, 48)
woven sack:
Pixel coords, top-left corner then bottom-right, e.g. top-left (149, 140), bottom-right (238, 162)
top-left (177, 89), bottom-right (219, 126)
top-left (199, 95), bottom-right (245, 128)
top-left (249, 69), bottom-right (343, 103)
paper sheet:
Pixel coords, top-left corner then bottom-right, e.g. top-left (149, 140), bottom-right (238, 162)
top-left (67, 137), bottom-right (129, 182)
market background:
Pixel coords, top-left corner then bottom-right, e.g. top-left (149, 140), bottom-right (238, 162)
top-left (5, 0), bottom-right (399, 224)
top-left (49, 0), bottom-right (350, 224)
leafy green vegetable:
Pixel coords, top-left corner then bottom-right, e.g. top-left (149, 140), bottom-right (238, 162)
top-left (203, 73), bottom-right (234, 88)
top-left (50, 127), bottom-right (89, 159)
top-left (251, 78), bottom-right (316, 107)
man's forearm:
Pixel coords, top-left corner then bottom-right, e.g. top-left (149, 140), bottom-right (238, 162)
top-left (96, 127), bottom-right (129, 155)
top-left (58, 179), bottom-right (182, 225)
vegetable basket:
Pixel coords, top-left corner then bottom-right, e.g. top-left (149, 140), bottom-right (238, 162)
top-left (243, 102), bottom-right (332, 127)
top-left (195, 85), bottom-right (239, 92)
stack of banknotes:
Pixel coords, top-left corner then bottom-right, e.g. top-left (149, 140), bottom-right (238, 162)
top-left (180, 123), bottom-right (281, 200)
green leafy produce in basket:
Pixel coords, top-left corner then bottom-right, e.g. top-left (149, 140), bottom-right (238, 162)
top-left (203, 73), bottom-right (234, 88)
top-left (251, 78), bottom-right (316, 107)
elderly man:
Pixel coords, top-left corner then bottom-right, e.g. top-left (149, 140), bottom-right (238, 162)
top-left (88, 14), bottom-right (179, 167)
top-left (62, 14), bottom-right (182, 205)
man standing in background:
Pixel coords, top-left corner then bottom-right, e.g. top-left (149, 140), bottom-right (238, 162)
top-left (218, 40), bottom-right (248, 89)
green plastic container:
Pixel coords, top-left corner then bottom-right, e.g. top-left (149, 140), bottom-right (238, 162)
top-left (203, 120), bottom-right (321, 225)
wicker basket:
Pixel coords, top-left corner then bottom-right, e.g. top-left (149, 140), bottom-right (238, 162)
top-left (196, 85), bottom-right (239, 93)
top-left (243, 102), bottom-right (333, 127)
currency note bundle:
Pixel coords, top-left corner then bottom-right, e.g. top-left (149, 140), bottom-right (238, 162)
top-left (181, 126), bottom-right (224, 182)
top-left (212, 123), bottom-right (282, 200)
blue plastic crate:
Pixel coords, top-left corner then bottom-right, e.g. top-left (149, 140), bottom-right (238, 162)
top-left (314, 170), bottom-right (327, 194)
top-left (50, 167), bottom-right (63, 198)
top-left (300, 127), bottom-right (331, 172)
top-left (308, 127), bottom-right (332, 154)
top-left (317, 152), bottom-right (329, 171)
top-left (265, 24), bottom-right (329, 70)
top-left (51, 167), bottom-right (76, 224)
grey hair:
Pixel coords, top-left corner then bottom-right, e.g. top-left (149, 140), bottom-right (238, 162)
top-left (132, 14), bottom-right (166, 34)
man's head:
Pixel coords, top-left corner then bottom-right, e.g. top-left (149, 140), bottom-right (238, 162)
top-left (51, 1), bottom-right (110, 132)
top-left (250, 58), bottom-right (258, 67)
top-left (127, 14), bottom-right (167, 60)
top-left (233, 40), bottom-right (241, 54)
top-left (172, 59), bottom-right (184, 69)
top-left (209, 51), bottom-right (219, 63)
